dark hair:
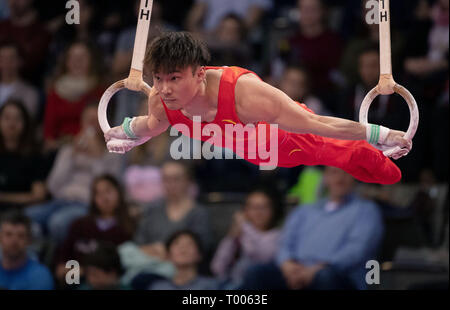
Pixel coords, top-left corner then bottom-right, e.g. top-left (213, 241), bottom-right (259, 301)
top-left (145, 31), bottom-right (211, 74)
top-left (162, 159), bottom-right (195, 182)
top-left (0, 211), bottom-right (32, 235)
top-left (0, 99), bottom-right (37, 156)
top-left (0, 41), bottom-right (25, 60)
top-left (358, 42), bottom-right (380, 59)
top-left (89, 175), bottom-right (135, 236)
top-left (83, 241), bottom-right (123, 275)
top-left (244, 185), bottom-right (283, 230)
top-left (218, 13), bottom-right (247, 40)
top-left (165, 229), bottom-right (203, 257)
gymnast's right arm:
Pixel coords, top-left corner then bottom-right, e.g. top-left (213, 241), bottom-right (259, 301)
top-left (104, 92), bottom-right (170, 153)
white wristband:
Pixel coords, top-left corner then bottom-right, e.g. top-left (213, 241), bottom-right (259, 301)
top-left (366, 123), bottom-right (390, 144)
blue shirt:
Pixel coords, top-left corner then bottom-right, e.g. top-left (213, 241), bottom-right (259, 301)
top-left (276, 194), bottom-right (384, 289)
top-left (0, 258), bottom-right (54, 290)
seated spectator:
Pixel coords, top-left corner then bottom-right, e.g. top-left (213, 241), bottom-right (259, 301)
top-left (207, 14), bottom-right (252, 68)
top-left (25, 103), bottom-right (123, 244)
top-left (0, 99), bottom-right (47, 212)
top-left (79, 241), bottom-right (130, 290)
top-left (278, 65), bottom-right (330, 116)
top-left (0, 42), bottom-right (39, 119)
top-left (43, 40), bottom-right (105, 152)
top-left (240, 166), bottom-right (384, 290)
top-left (0, 0), bottom-right (51, 84)
top-left (186, 0), bottom-right (272, 36)
top-left (404, 0), bottom-right (448, 79)
top-left (149, 230), bottom-right (218, 290)
top-left (284, 0), bottom-right (343, 107)
top-left (211, 188), bottom-right (282, 288)
top-left (134, 160), bottom-right (212, 260)
top-left (338, 46), bottom-right (408, 128)
top-left (0, 211), bottom-right (53, 290)
top-left (54, 175), bottom-right (133, 285)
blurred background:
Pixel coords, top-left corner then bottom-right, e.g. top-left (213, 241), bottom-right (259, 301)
top-left (0, 0), bottom-right (448, 290)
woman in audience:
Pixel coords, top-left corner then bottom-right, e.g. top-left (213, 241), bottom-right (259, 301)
top-left (54, 174), bottom-right (134, 286)
top-left (43, 40), bottom-right (104, 152)
top-left (25, 103), bottom-right (123, 244)
top-left (211, 188), bottom-right (282, 288)
top-left (0, 99), bottom-right (47, 212)
top-left (149, 230), bottom-right (218, 290)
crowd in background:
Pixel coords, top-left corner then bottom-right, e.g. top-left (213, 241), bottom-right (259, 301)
top-left (0, 0), bottom-right (448, 290)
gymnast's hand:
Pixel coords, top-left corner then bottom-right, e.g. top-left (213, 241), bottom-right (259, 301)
top-left (380, 129), bottom-right (413, 160)
top-left (104, 124), bottom-right (150, 154)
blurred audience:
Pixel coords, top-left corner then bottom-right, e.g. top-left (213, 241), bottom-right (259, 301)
top-left (211, 188), bottom-right (282, 288)
top-left (0, 100), bottom-right (47, 212)
top-left (134, 160), bottom-right (212, 260)
top-left (240, 167), bottom-right (384, 290)
top-left (284, 0), bottom-right (343, 109)
top-left (207, 14), bottom-right (252, 68)
top-left (43, 40), bottom-right (104, 152)
top-left (0, 42), bottom-right (40, 119)
top-left (0, 0), bottom-right (51, 85)
top-left (149, 230), bottom-right (218, 290)
top-left (186, 0), bottom-right (272, 36)
top-left (79, 241), bottom-right (129, 290)
top-left (25, 103), bottom-right (123, 244)
top-left (54, 175), bottom-right (133, 286)
top-left (278, 65), bottom-right (330, 115)
top-left (0, 210), bottom-right (53, 290)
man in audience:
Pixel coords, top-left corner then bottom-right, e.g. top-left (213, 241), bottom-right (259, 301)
top-left (0, 211), bottom-right (54, 290)
top-left (240, 166), bottom-right (384, 290)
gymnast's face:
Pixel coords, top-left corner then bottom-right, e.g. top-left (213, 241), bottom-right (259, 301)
top-left (153, 66), bottom-right (206, 110)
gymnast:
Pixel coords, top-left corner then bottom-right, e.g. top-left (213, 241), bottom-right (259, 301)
top-left (104, 31), bottom-right (413, 185)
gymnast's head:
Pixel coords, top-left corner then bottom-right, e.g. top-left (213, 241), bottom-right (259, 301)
top-left (144, 31), bottom-right (211, 110)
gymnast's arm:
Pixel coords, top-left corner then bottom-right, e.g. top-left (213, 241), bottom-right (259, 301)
top-left (104, 91), bottom-right (170, 143)
top-left (235, 75), bottom-right (412, 150)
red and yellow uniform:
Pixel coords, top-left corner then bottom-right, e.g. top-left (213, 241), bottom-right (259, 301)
top-left (161, 66), bottom-right (401, 184)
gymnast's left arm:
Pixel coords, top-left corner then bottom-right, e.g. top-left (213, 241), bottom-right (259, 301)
top-left (235, 76), bottom-right (412, 152)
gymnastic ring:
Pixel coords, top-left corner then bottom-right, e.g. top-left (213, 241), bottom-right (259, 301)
top-left (359, 83), bottom-right (419, 157)
top-left (97, 79), bottom-right (152, 134)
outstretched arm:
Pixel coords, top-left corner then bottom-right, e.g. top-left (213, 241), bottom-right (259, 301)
top-left (235, 75), bottom-right (412, 156)
top-left (104, 92), bottom-right (170, 153)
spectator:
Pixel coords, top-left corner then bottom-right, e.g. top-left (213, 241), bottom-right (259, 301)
top-left (338, 46), bottom-right (409, 129)
top-left (186, 0), bottom-right (272, 36)
top-left (0, 99), bottom-right (47, 212)
top-left (134, 160), bottom-right (212, 260)
top-left (54, 175), bottom-right (133, 285)
top-left (285, 0), bottom-right (343, 108)
top-left (25, 103), bottom-right (123, 244)
top-left (79, 241), bottom-right (130, 290)
top-left (278, 65), bottom-right (330, 116)
top-left (43, 40), bottom-right (105, 152)
top-left (211, 188), bottom-right (282, 288)
top-left (0, 211), bottom-right (53, 290)
top-left (207, 14), bottom-right (252, 68)
top-left (0, 0), bottom-right (51, 84)
top-left (0, 42), bottom-right (39, 119)
top-left (240, 166), bottom-right (384, 290)
top-left (149, 230), bottom-right (218, 290)
top-left (124, 99), bottom-right (173, 209)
